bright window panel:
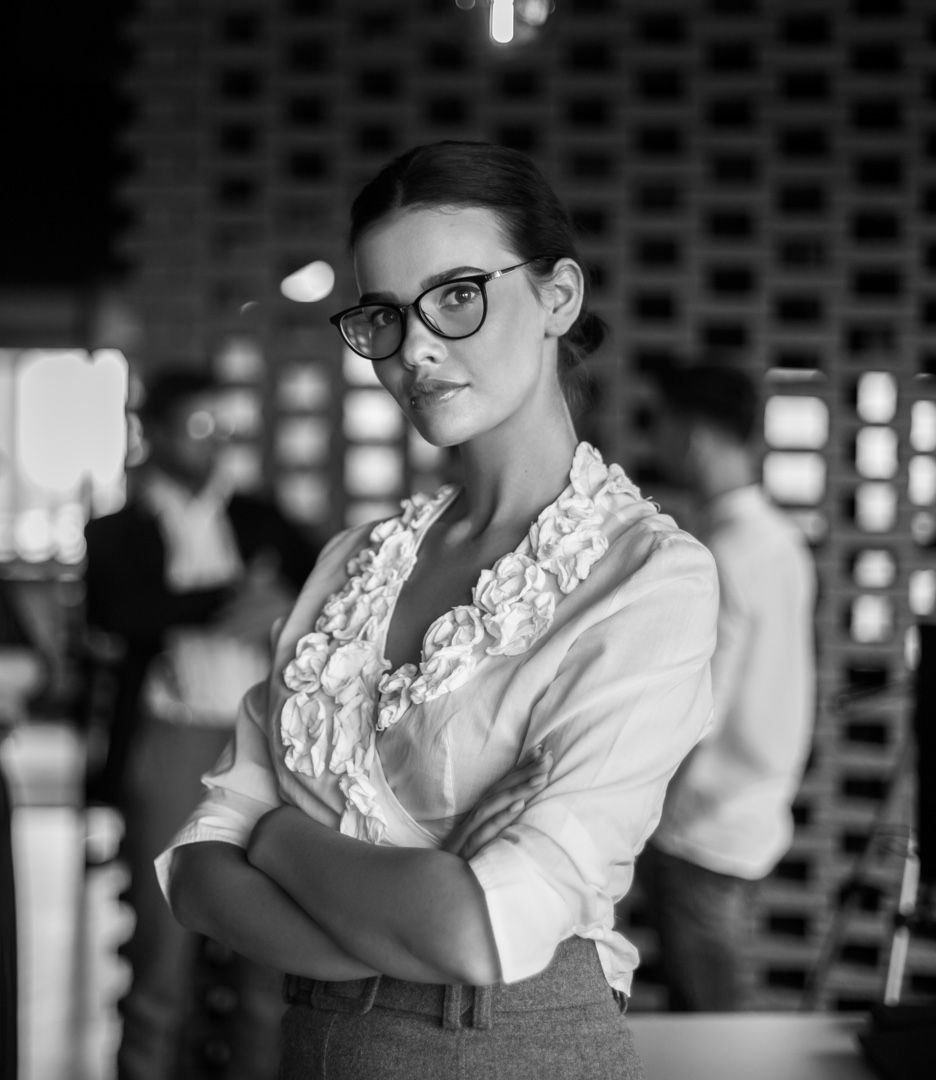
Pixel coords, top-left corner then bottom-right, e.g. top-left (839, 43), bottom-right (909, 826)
top-left (278, 364), bottom-right (331, 409)
top-left (762, 451), bottom-right (826, 504)
top-left (217, 444), bottom-right (263, 491)
top-left (763, 396), bottom-right (829, 449)
top-left (276, 473), bottom-right (330, 524)
top-left (852, 549), bottom-right (896, 589)
top-left (909, 569), bottom-right (936, 617)
top-left (850, 595), bottom-right (893, 644)
top-left (909, 455), bottom-right (936, 506)
top-left (855, 482), bottom-right (897, 532)
top-left (215, 387), bottom-right (262, 437)
top-left (856, 371), bottom-right (897, 424)
top-left (343, 390), bottom-right (404, 441)
top-left (342, 346), bottom-right (382, 388)
top-left (276, 417), bottom-right (330, 465)
top-left (344, 445), bottom-right (404, 498)
top-left (913, 510), bottom-right (936, 546)
top-left (911, 400), bottom-right (936, 452)
top-left (855, 426), bottom-right (898, 479)
top-left (1, 348), bottom-right (128, 562)
top-left (216, 335), bottom-right (265, 380)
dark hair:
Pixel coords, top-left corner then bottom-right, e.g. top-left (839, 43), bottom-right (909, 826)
top-left (349, 140), bottom-right (607, 413)
top-left (138, 367), bottom-right (220, 428)
top-left (651, 359), bottom-right (761, 444)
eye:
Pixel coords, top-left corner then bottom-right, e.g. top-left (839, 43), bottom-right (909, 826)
top-left (368, 306), bottom-right (401, 330)
top-left (435, 281), bottom-right (482, 309)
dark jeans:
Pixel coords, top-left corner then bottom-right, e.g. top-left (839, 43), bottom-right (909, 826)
top-left (118, 715), bottom-right (283, 1080)
top-left (638, 842), bottom-right (759, 1012)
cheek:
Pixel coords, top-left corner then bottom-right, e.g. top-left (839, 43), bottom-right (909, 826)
top-left (372, 362), bottom-right (407, 405)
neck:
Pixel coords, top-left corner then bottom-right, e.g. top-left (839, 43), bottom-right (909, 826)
top-left (694, 447), bottom-right (755, 505)
top-left (454, 411), bottom-right (579, 538)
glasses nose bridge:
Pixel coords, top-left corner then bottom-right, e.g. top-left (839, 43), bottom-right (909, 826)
top-left (397, 294), bottom-right (446, 365)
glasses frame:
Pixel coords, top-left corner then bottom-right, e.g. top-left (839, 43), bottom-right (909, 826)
top-left (329, 258), bottom-right (538, 361)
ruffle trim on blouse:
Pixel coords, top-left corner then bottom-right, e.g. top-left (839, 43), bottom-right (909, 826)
top-left (279, 442), bottom-right (635, 842)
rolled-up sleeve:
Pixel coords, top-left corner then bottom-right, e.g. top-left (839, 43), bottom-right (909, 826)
top-left (468, 535), bottom-right (718, 984)
top-left (154, 679), bottom-right (282, 897)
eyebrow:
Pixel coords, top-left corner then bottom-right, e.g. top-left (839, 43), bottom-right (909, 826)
top-left (359, 265), bottom-right (483, 305)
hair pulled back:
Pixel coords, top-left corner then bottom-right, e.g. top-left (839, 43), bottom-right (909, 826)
top-left (349, 141), bottom-right (606, 412)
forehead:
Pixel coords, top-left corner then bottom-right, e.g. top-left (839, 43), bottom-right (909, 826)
top-left (352, 205), bottom-right (513, 291)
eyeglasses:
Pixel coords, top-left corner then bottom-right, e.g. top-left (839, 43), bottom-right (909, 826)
top-left (329, 259), bottom-right (537, 361)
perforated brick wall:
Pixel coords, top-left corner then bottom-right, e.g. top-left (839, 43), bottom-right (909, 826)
top-left (119, 0), bottom-right (936, 1013)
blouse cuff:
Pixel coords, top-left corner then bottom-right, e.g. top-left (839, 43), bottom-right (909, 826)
top-left (469, 839), bottom-right (570, 984)
top-left (153, 788), bottom-right (274, 901)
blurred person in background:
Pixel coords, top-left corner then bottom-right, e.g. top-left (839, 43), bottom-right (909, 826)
top-left (83, 367), bottom-right (320, 1080)
top-left (635, 359), bottom-right (816, 1012)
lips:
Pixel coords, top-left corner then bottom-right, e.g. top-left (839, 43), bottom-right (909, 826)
top-left (406, 379), bottom-right (466, 410)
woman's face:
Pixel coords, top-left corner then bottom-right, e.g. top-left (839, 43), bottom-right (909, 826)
top-left (351, 205), bottom-right (561, 449)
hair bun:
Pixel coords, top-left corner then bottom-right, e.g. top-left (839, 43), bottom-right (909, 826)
top-left (567, 310), bottom-right (607, 361)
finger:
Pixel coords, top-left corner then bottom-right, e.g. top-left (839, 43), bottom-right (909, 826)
top-left (483, 751), bottom-right (552, 798)
top-left (460, 800), bottom-right (527, 860)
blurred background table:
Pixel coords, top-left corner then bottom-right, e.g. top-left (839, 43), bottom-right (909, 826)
top-left (628, 1011), bottom-right (877, 1080)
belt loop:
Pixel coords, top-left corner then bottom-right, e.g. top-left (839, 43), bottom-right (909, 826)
top-left (359, 975), bottom-right (381, 1014)
top-left (471, 985), bottom-right (493, 1030)
top-left (442, 984), bottom-right (463, 1030)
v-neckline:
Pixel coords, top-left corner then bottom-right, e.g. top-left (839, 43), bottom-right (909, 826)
top-left (377, 482), bottom-right (464, 678)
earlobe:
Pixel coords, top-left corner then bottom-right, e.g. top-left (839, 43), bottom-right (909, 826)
top-left (544, 258), bottom-right (585, 338)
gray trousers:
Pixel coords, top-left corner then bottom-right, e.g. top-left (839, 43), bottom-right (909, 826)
top-left (280, 937), bottom-right (645, 1080)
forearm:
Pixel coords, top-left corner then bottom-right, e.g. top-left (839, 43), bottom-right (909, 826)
top-left (247, 807), bottom-right (501, 986)
top-left (169, 840), bottom-right (378, 980)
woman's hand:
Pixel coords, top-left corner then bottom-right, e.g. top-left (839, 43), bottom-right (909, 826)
top-left (442, 746), bottom-right (552, 860)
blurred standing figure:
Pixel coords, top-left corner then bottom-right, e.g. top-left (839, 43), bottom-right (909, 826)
top-left (639, 360), bottom-right (816, 1012)
top-left (84, 368), bottom-right (319, 1080)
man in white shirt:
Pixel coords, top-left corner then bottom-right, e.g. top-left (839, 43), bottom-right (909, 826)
top-left (84, 368), bottom-right (319, 1080)
top-left (637, 360), bottom-right (816, 1011)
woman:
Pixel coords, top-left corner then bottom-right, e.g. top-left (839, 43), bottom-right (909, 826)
top-left (160, 141), bottom-right (718, 1079)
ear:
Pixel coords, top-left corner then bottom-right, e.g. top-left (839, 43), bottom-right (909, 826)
top-left (542, 258), bottom-right (585, 338)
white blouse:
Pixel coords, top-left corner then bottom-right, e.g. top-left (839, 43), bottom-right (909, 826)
top-left (157, 443), bottom-right (718, 995)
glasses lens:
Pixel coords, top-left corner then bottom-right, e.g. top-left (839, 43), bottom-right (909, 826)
top-left (340, 306), bottom-right (403, 359)
top-left (419, 280), bottom-right (485, 338)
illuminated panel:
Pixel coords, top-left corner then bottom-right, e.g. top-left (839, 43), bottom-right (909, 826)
top-left (276, 473), bottom-right (330, 524)
top-left (763, 396), bottom-right (829, 449)
top-left (909, 455), bottom-right (936, 506)
top-left (849, 594), bottom-right (893, 644)
top-left (343, 389), bottom-right (404, 441)
top-left (910, 400), bottom-right (936, 452)
top-left (215, 335), bottom-right (265, 381)
top-left (342, 347), bottom-right (383, 388)
top-left (276, 417), bottom-right (330, 466)
top-left (278, 364), bottom-right (331, 410)
top-left (762, 451), bottom-right (826, 504)
top-left (218, 444), bottom-right (263, 490)
top-left (855, 371), bottom-right (897, 423)
top-left (852, 549), bottom-right (896, 589)
top-left (344, 444), bottom-right (404, 499)
top-left (909, 569), bottom-right (936, 617)
top-left (855, 482), bottom-right (898, 532)
top-left (855, 426), bottom-right (898, 479)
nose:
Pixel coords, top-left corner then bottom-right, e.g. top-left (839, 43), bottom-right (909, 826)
top-left (397, 307), bottom-right (445, 370)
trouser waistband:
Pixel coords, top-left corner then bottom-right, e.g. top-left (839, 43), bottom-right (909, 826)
top-left (282, 936), bottom-right (618, 1031)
